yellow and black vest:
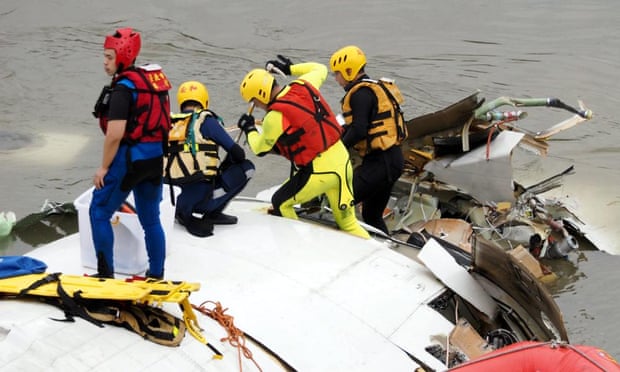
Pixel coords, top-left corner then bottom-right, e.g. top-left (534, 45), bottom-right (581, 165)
top-left (342, 78), bottom-right (407, 156)
top-left (165, 110), bottom-right (220, 184)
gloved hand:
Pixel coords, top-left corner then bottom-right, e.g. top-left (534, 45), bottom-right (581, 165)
top-left (237, 113), bottom-right (257, 135)
top-left (265, 55), bottom-right (293, 76)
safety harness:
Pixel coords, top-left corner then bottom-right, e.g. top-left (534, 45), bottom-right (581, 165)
top-left (268, 80), bottom-right (343, 174)
top-left (342, 77), bottom-right (408, 156)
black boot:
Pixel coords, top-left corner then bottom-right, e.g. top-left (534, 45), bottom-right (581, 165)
top-left (95, 251), bottom-right (114, 279)
top-left (203, 212), bottom-right (238, 225)
top-left (177, 212), bottom-right (214, 237)
top-left (145, 269), bottom-right (164, 280)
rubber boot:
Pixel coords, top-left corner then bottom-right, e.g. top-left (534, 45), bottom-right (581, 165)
top-left (203, 212), bottom-right (238, 225)
top-left (145, 269), bottom-right (164, 280)
top-left (186, 215), bottom-right (214, 237)
top-left (177, 213), bottom-right (214, 237)
top-left (95, 251), bottom-right (114, 279)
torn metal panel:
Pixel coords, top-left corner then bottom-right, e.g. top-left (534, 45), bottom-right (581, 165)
top-left (472, 237), bottom-right (568, 341)
top-left (419, 238), bottom-right (498, 319)
top-left (424, 131), bottom-right (524, 203)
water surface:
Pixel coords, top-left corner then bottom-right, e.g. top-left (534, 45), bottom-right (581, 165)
top-left (1, 0), bottom-right (619, 360)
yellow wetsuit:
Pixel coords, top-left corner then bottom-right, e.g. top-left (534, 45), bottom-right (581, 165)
top-left (246, 62), bottom-right (369, 239)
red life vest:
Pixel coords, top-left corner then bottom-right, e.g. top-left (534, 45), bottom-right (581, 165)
top-left (268, 80), bottom-right (343, 167)
top-left (98, 64), bottom-right (171, 144)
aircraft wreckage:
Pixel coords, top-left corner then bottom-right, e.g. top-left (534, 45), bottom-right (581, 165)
top-left (376, 91), bottom-right (596, 263)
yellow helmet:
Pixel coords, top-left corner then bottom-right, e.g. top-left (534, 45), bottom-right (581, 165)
top-left (329, 45), bottom-right (366, 82)
top-left (177, 81), bottom-right (209, 110)
top-left (239, 68), bottom-right (274, 105)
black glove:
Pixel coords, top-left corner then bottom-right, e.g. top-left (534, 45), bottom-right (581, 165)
top-left (237, 113), bottom-right (257, 135)
top-left (265, 55), bottom-right (293, 75)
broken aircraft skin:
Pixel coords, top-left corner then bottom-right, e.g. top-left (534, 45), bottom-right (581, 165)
top-left (379, 90), bottom-right (596, 261)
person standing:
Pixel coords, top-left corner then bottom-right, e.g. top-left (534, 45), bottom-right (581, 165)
top-left (237, 58), bottom-right (369, 239)
top-left (165, 81), bottom-right (255, 237)
top-left (329, 45), bottom-right (407, 235)
top-left (91, 27), bottom-right (171, 278)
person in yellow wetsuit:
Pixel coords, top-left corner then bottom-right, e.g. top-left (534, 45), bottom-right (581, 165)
top-left (237, 57), bottom-right (369, 239)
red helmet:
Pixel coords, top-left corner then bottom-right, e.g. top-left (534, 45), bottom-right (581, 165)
top-left (104, 27), bottom-right (141, 71)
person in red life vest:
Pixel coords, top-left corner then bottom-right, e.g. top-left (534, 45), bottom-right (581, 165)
top-left (329, 46), bottom-right (408, 235)
top-left (237, 58), bottom-right (369, 239)
top-left (91, 27), bottom-right (171, 278)
top-left (165, 81), bottom-right (255, 237)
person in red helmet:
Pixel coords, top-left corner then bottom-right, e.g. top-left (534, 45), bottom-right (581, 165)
top-left (91, 27), bottom-right (171, 278)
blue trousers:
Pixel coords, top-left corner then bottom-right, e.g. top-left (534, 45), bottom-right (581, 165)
top-left (89, 145), bottom-right (165, 276)
top-left (175, 160), bottom-right (254, 221)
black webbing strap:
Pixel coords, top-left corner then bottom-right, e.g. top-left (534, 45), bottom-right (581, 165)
top-left (18, 272), bottom-right (61, 296)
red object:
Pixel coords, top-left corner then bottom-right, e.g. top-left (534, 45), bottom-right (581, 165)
top-left (98, 66), bottom-right (171, 143)
top-left (125, 275), bottom-right (146, 282)
top-left (118, 202), bottom-right (137, 214)
top-left (268, 81), bottom-right (343, 167)
top-left (450, 341), bottom-right (620, 372)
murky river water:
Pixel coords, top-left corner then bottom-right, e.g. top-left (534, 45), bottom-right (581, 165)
top-left (1, 0), bottom-right (619, 359)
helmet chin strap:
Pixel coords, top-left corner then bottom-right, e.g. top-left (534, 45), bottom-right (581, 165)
top-left (115, 58), bottom-right (137, 74)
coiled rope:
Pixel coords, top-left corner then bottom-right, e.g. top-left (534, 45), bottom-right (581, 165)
top-left (192, 300), bottom-right (263, 372)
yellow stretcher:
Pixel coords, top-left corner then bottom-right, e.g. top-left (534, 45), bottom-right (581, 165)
top-left (0, 273), bottom-right (223, 358)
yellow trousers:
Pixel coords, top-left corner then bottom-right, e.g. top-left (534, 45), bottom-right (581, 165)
top-left (276, 141), bottom-right (370, 239)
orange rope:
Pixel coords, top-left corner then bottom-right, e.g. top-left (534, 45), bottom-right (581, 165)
top-left (486, 117), bottom-right (520, 160)
top-left (485, 125), bottom-right (497, 160)
top-left (192, 300), bottom-right (263, 372)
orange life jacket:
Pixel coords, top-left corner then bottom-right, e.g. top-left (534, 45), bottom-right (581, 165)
top-left (268, 80), bottom-right (343, 167)
top-left (341, 78), bottom-right (407, 156)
